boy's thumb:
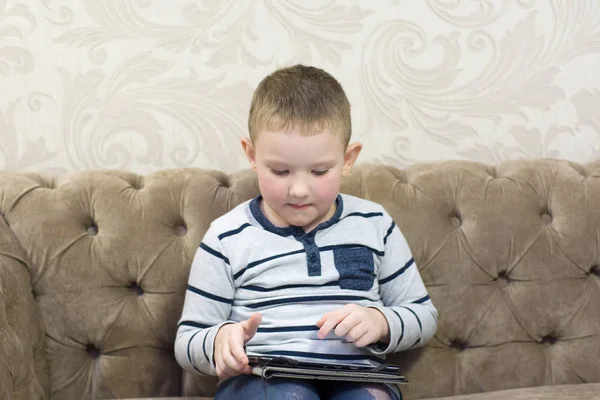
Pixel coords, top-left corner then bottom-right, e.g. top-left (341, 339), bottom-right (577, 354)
top-left (241, 313), bottom-right (262, 342)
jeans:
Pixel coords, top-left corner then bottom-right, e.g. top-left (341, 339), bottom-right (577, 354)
top-left (215, 374), bottom-right (403, 400)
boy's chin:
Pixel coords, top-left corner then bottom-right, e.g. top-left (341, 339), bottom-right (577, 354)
top-left (283, 214), bottom-right (325, 230)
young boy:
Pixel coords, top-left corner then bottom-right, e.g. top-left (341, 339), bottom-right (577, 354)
top-left (175, 65), bottom-right (437, 399)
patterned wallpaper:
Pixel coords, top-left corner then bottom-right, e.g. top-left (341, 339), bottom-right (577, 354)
top-left (0, 0), bottom-right (599, 174)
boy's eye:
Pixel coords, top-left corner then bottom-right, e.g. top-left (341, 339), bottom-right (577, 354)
top-left (271, 169), bottom-right (289, 176)
top-left (312, 169), bottom-right (329, 176)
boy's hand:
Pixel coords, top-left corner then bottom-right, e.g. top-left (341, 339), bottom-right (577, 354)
top-left (214, 313), bottom-right (262, 379)
top-left (316, 304), bottom-right (390, 347)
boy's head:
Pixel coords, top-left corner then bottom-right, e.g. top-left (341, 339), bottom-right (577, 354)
top-left (242, 64), bottom-right (362, 232)
top-left (247, 64), bottom-right (352, 147)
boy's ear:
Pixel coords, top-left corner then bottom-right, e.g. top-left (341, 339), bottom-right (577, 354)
top-left (342, 142), bottom-right (362, 177)
top-left (241, 137), bottom-right (257, 171)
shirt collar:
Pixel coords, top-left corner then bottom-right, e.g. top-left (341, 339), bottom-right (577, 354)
top-left (249, 194), bottom-right (344, 237)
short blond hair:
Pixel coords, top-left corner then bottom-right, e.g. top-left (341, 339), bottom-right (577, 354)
top-left (248, 64), bottom-right (351, 147)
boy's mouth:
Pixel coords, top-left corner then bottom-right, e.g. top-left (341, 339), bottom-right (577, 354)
top-left (289, 203), bottom-right (309, 210)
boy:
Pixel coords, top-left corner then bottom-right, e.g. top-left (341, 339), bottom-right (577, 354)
top-left (175, 65), bottom-right (437, 399)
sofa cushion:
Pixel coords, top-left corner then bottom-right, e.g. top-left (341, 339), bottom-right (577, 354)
top-left (121, 384), bottom-right (600, 400)
top-left (1, 160), bottom-right (599, 398)
top-left (0, 215), bottom-right (48, 399)
top-left (351, 161), bottom-right (600, 398)
top-left (421, 383), bottom-right (600, 399)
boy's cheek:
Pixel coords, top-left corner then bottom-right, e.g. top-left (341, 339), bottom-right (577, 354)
top-left (257, 173), bottom-right (287, 202)
top-left (315, 176), bottom-right (341, 200)
top-left (256, 169), bottom-right (275, 190)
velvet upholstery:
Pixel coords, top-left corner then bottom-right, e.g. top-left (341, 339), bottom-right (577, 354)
top-left (1, 160), bottom-right (599, 399)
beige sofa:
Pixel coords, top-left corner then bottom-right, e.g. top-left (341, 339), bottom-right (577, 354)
top-left (1, 159), bottom-right (599, 400)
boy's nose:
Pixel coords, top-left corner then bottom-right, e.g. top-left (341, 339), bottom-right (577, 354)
top-left (289, 181), bottom-right (310, 198)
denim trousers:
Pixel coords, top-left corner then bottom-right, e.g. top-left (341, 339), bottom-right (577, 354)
top-left (215, 374), bottom-right (403, 400)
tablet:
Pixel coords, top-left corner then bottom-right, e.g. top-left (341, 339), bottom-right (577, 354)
top-left (247, 355), bottom-right (407, 384)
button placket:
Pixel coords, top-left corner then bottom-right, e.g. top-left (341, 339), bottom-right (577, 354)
top-left (296, 233), bottom-right (322, 277)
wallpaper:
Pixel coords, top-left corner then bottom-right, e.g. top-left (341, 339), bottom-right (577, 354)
top-left (0, 0), bottom-right (599, 174)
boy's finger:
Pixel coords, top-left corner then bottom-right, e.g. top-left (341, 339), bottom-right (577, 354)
top-left (216, 354), bottom-right (234, 380)
top-left (224, 349), bottom-right (245, 373)
top-left (334, 312), bottom-right (360, 337)
top-left (354, 331), bottom-right (377, 348)
top-left (317, 309), bottom-right (350, 339)
top-left (344, 321), bottom-right (369, 344)
top-left (229, 336), bottom-right (249, 366)
top-left (221, 361), bottom-right (238, 378)
top-left (241, 313), bottom-right (262, 341)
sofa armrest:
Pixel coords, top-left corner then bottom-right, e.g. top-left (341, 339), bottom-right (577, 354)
top-left (0, 215), bottom-right (48, 400)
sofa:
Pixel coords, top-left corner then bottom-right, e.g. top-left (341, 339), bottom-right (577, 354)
top-left (1, 159), bottom-right (599, 400)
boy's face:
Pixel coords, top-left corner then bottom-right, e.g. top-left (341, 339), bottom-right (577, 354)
top-left (242, 128), bottom-right (361, 232)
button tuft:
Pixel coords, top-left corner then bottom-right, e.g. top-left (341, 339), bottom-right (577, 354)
top-left (217, 174), bottom-right (231, 188)
top-left (132, 176), bottom-right (144, 190)
top-left (174, 223), bottom-right (187, 237)
top-left (449, 213), bottom-right (462, 228)
top-left (497, 270), bottom-right (510, 282)
top-left (541, 335), bottom-right (557, 346)
top-left (449, 340), bottom-right (468, 352)
top-left (86, 345), bottom-right (100, 359)
top-left (128, 282), bottom-right (144, 296)
top-left (87, 224), bottom-right (98, 236)
top-left (540, 209), bottom-right (552, 224)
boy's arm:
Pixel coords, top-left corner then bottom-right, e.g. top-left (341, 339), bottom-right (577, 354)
top-left (367, 212), bottom-right (438, 355)
top-left (174, 224), bottom-right (235, 375)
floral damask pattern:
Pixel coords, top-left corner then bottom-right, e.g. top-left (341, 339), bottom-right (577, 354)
top-left (0, 0), bottom-right (598, 173)
top-left (0, 2), bottom-right (35, 78)
top-left (55, 53), bottom-right (252, 171)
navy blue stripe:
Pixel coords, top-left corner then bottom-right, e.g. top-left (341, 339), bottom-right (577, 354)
top-left (199, 242), bottom-right (229, 264)
top-left (390, 309), bottom-right (405, 347)
top-left (242, 280), bottom-right (339, 292)
top-left (257, 325), bottom-right (319, 333)
top-left (383, 221), bottom-right (395, 245)
top-left (234, 249), bottom-right (306, 280)
top-left (202, 330), bottom-right (211, 368)
top-left (260, 350), bottom-right (384, 363)
top-left (412, 295), bottom-right (430, 304)
top-left (320, 244), bottom-right (384, 257)
top-left (245, 295), bottom-right (372, 309)
top-left (379, 258), bottom-right (414, 285)
top-left (187, 330), bottom-right (203, 374)
top-left (410, 338), bottom-right (421, 348)
top-left (218, 223), bottom-right (252, 240)
top-left (344, 212), bottom-right (384, 219)
top-left (401, 306), bottom-right (422, 333)
top-left (178, 320), bottom-right (210, 329)
top-left (187, 284), bottom-right (233, 304)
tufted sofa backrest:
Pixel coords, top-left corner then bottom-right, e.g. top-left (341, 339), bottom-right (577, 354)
top-left (0, 160), bottom-right (599, 399)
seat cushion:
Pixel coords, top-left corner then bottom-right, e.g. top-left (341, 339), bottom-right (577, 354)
top-left (123, 384), bottom-right (600, 400)
top-left (121, 398), bottom-right (211, 400)
top-left (421, 383), bottom-right (600, 400)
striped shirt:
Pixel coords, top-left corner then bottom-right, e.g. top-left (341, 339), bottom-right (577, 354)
top-left (175, 194), bottom-right (438, 375)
